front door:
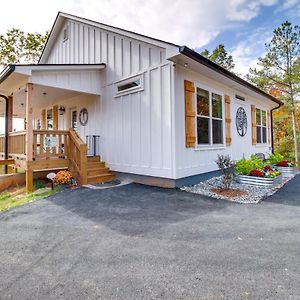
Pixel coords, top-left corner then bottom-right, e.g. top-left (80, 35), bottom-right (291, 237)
top-left (70, 107), bottom-right (77, 131)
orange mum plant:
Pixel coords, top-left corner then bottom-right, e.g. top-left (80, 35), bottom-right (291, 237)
top-left (53, 170), bottom-right (73, 186)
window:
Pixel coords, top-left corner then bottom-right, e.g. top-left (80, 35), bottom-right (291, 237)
top-left (196, 87), bottom-right (223, 146)
top-left (115, 75), bottom-right (143, 97)
top-left (256, 108), bottom-right (267, 143)
top-left (46, 109), bottom-right (53, 130)
top-left (71, 110), bottom-right (77, 130)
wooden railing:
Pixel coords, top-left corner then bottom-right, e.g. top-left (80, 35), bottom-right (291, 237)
top-left (0, 131), bottom-right (26, 159)
top-left (68, 129), bottom-right (88, 185)
top-left (0, 129), bottom-right (88, 185)
top-left (33, 130), bottom-right (69, 160)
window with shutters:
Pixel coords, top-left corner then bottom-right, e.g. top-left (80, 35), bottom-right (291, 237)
top-left (196, 86), bottom-right (224, 146)
top-left (256, 108), bottom-right (267, 144)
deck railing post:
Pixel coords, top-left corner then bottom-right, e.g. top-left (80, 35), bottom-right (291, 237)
top-left (25, 83), bottom-right (34, 192)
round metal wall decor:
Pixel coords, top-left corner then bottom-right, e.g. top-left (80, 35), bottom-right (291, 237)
top-left (236, 107), bottom-right (247, 137)
top-left (79, 108), bottom-right (88, 126)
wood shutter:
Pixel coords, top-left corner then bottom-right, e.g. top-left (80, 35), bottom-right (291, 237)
top-left (251, 104), bottom-right (257, 145)
top-left (41, 109), bottom-right (46, 129)
top-left (267, 110), bottom-right (271, 144)
top-left (225, 95), bottom-right (231, 146)
top-left (184, 80), bottom-right (196, 148)
top-left (53, 105), bottom-right (59, 130)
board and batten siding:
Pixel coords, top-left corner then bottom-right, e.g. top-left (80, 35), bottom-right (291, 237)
top-left (100, 63), bottom-right (173, 177)
top-left (43, 18), bottom-right (174, 178)
top-left (174, 65), bottom-right (273, 179)
top-left (45, 20), bottom-right (166, 83)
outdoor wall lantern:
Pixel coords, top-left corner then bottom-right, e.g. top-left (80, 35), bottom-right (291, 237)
top-left (59, 106), bottom-right (66, 115)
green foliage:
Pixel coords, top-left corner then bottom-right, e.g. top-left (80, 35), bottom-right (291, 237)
top-left (215, 154), bottom-right (236, 189)
top-left (0, 28), bottom-right (48, 67)
top-left (246, 21), bottom-right (300, 162)
top-left (267, 152), bottom-right (284, 165)
top-left (0, 187), bottom-right (59, 212)
top-left (200, 44), bottom-right (235, 72)
top-left (34, 180), bottom-right (45, 190)
top-left (249, 154), bottom-right (264, 170)
top-left (235, 155), bottom-right (264, 175)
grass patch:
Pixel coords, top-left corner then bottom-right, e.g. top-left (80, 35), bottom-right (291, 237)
top-left (0, 186), bottom-right (60, 212)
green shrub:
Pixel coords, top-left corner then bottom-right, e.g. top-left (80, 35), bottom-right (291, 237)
top-left (235, 157), bottom-right (253, 175)
top-left (34, 180), bottom-right (45, 190)
top-left (267, 152), bottom-right (284, 165)
top-left (235, 155), bottom-right (264, 175)
top-left (249, 154), bottom-right (264, 170)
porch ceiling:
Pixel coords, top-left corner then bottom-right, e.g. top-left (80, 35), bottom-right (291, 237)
top-left (0, 84), bottom-right (81, 118)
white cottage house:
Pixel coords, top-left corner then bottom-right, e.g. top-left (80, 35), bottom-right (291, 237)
top-left (0, 12), bottom-right (282, 191)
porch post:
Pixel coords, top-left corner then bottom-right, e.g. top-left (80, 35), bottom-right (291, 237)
top-left (7, 95), bottom-right (13, 133)
top-left (25, 83), bottom-right (34, 192)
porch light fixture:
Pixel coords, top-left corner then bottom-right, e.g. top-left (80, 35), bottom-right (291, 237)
top-left (59, 106), bottom-right (66, 115)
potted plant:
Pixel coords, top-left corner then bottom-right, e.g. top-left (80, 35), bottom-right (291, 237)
top-left (235, 155), bottom-right (282, 187)
top-left (267, 153), bottom-right (297, 175)
top-left (53, 170), bottom-right (75, 189)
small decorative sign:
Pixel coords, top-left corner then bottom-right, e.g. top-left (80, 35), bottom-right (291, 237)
top-left (79, 108), bottom-right (88, 126)
top-left (236, 107), bottom-right (247, 137)
top-left (44, 136), bottom-right (59, 148)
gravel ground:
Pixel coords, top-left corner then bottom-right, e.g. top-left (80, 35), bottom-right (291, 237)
top-left (181, 175), bottom-right (296, 204)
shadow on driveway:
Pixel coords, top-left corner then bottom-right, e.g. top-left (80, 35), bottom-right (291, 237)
top-left (48, 183), bottom-right (231, 236)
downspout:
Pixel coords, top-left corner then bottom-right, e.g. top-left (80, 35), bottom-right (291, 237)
top-left (0, 94), bottom-right (9, 173)
top-left (270, 102), bottom-right (282, 154)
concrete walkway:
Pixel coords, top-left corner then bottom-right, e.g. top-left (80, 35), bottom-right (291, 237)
top-left (0, 175), bottom-right (299, 299)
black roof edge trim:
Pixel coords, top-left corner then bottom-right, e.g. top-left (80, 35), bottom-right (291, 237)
top-left (8, 63), bottom-right (106, 67)
top-left (179, 46), bottom-right (283, 106)
top-left (38, 12), bottom-right (60, 63)
top-left (0, 65), bottom-right (15, 85)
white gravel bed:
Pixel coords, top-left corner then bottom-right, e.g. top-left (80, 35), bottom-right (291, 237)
top-left (181, 175), bottom-right (295, 204)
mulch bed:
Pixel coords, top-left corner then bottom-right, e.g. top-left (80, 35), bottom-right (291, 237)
top-left (211, 188), bottom-right (248, 198)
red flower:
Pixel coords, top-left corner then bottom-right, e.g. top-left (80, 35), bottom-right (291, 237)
top-left (264, 165), bottom-right (273, 171)
top-left (277, 161), bottom-right (289, 167)
top-left (250, 170), bottom-right (264, 177)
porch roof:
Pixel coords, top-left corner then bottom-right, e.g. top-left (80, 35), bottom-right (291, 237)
top-left (0, 63), bottom-right (106, 96)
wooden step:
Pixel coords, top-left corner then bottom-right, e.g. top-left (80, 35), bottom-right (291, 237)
top-left (87, 155), bottom-right (101, 162)
top-left (87, 173), bottom-right (115, 184)
top-left (87, 161), bottom-right (106, 168)
top-left (87, 167), bottom-right (110, 176)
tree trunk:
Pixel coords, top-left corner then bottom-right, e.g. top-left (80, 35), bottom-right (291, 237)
top-left (291, 107), bottom-right (298, 163)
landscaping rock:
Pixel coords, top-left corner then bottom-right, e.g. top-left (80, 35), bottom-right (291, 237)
top-left (181, 175), bottom-right (295, 204)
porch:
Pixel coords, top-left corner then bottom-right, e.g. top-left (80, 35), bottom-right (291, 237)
top-left (0, 64), bottom-right (114, 192)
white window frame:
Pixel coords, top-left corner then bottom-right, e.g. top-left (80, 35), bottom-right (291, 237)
top-left (114, 74), bottom-right (144, 97)
top-left (195, 83), bottom-right (225, 148)
top-left (256, 108), bottom-right (268, 144)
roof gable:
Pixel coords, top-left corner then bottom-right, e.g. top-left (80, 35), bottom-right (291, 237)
top-left (39, 12), bottom-right (179, 63)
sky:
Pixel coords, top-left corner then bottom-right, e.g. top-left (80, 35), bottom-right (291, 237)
top-left (0, 0), bottom-right (299, 75)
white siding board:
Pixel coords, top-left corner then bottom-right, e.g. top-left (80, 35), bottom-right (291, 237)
top-left (150, 68), bottom-right (162, 169)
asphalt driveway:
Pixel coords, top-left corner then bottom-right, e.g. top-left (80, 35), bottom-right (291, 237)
top-left (0, 175), bottom-right (300, 300)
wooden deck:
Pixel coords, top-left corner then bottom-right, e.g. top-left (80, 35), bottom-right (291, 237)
top-left (0, 129), bottom-right (114, 192)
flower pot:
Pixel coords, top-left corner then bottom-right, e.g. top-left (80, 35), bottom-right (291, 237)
top-left (275, 166), bottom-right (298, 177)
top-left (237, 174), bottom-right (282, 187)
top-left (60, 184), bottom-right (69, 190)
